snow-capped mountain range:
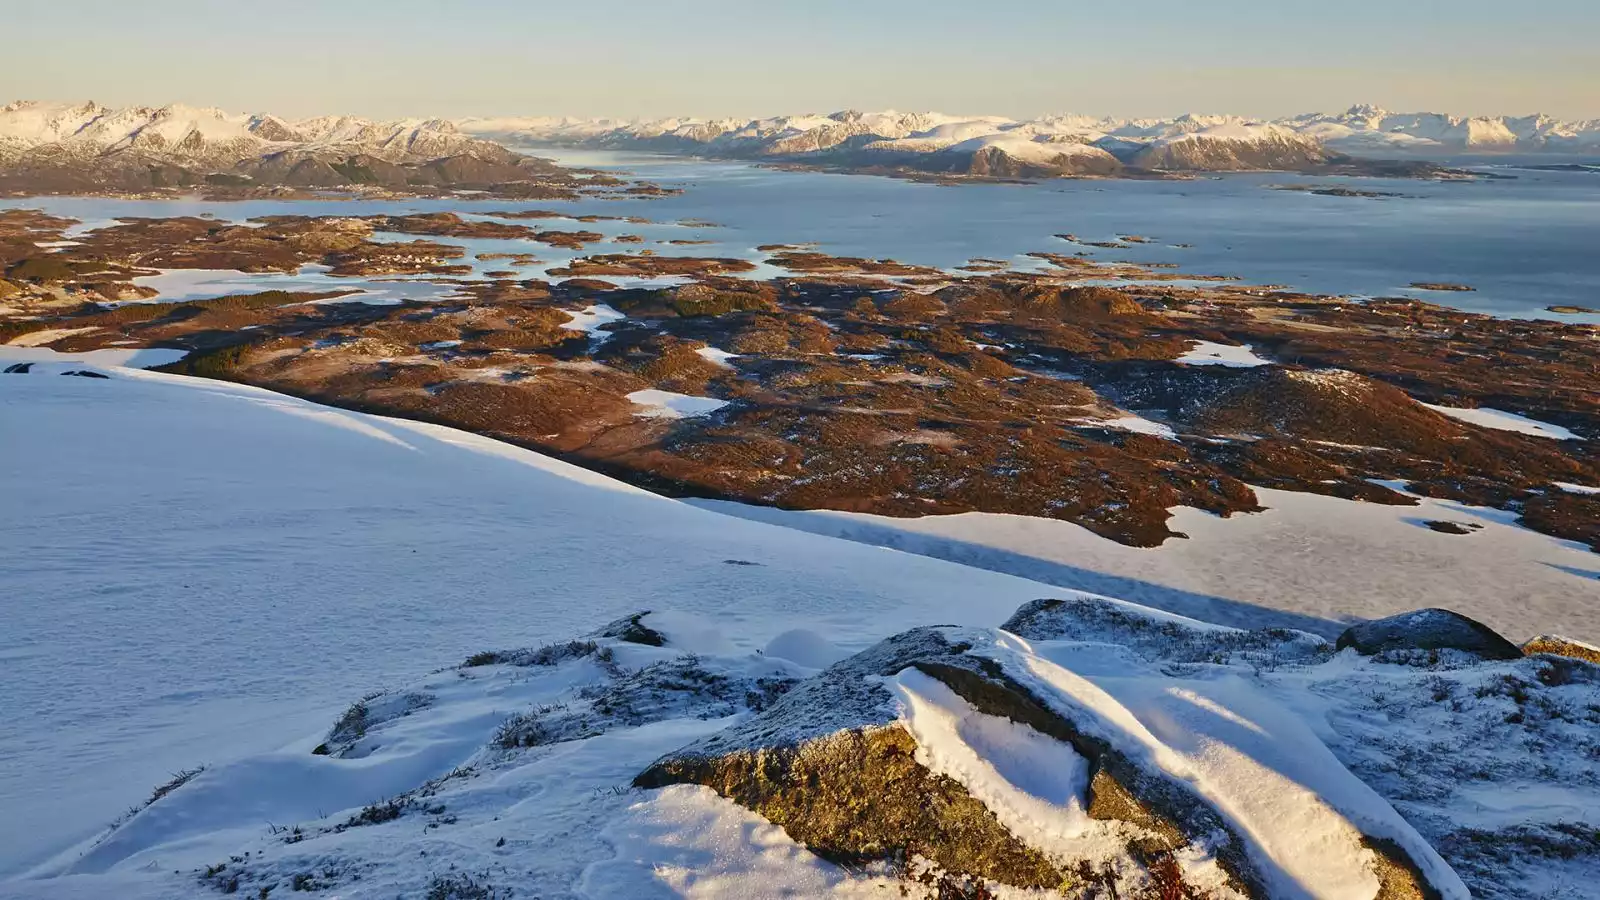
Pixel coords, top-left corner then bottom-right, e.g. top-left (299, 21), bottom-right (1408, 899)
top-left (460, 105), bottom-right (1600, 174)
top-left (0, 100), bottom-right (514, 167)
top-left (7, 100), bottom-right (1592, 182)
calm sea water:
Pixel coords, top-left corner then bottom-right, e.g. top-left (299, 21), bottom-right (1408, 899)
top-left (4, 149), bottom-right (1598, 323)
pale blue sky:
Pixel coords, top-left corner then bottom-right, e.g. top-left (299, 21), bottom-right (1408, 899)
top-left (8, 0), bottom-right (1598, 120)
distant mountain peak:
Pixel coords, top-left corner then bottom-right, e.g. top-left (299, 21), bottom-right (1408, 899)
top-left (0, 100), bottom-right (515, 169)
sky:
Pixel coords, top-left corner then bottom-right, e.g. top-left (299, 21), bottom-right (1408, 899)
top-left (6, 0), bottom-right (1598, 121)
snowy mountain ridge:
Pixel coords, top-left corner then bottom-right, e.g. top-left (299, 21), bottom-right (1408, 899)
top-left (460, 104), bottom-right (1600, 161)
top-left (0, 100), bottom-right (513, 167)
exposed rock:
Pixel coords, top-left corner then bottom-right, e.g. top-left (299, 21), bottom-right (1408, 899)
top-left (1058, 285), bottom-right (1147, 317)
top-left (632, 600), bottom-right (1465, 898)
top-left (592, 611), bottom-right (666, 646)
top-left (1521, 634), bottom-right (1600, 665)
top-left (1336, 608), bottom-right (1523, 660)
top-left (643, 723), bottom-right (1070, 891)
top-left (637, 626), bottom-right (1266, 896)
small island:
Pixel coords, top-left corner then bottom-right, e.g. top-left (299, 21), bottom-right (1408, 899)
top-left (1410, 282), bottom-right (1477, 292)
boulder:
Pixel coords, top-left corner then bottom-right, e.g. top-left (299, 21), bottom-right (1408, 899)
top-left (1522, 634), bottom-right (1600, 666)
top-left (1336, 608), bottom-right (1522, 660)
top-left (591, 610), bottom-right (666, 647)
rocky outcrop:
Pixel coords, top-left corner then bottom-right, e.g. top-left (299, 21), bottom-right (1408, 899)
top-left (1520, 634), bottom-right (1600, 665)
top-left (643, 723), bottom-right (1071, 891)
top-left (635, 626), bottom-right (1212, 895)
top-left (1336, 608), bottom-right (1523, 660)
top-left (636, 603), bottom-right (1456, 898)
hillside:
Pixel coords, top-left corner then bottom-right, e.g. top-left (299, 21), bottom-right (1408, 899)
top-left (0, 348), bottom-right (1061, 880)
top-left (1, 351), bottom-right (1596, 899)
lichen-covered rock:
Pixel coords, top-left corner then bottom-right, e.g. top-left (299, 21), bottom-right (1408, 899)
top-left (1521, 634), bottom-right (1600, 666)
top-left (635, 599), bottom-right (1476, 899)
top-left (637, 625), bottom-right (1266, 897)
top-left (1336, 608), bottom-right (1523, 660)
top-left (640, 724), bottom-right (1071, 892)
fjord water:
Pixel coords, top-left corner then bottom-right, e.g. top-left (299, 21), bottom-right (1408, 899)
top-left (5, 150), bottom-right (1598, 322)
top-left (535, 149), bottom-right (1600, 322)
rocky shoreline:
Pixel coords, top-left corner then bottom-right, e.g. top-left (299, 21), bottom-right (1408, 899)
top-left (2, 206), bottom-right (1595, 552)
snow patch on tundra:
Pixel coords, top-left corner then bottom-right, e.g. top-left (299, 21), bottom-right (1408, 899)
top-left (1423, 403), bottom-right (1581, 440)
top-left (1085, 413), bottom-right (1178, 439)
top-left (695, 345), bottom-right (739, 368)
top-left (562, 303), bottom-right (626, 342)
top-left (627, 389), bottom-right (730, 420)
top-left (1177, 340), bottom-right (1271, 368)
top-left (689, 485), bottom-right (1598, 643)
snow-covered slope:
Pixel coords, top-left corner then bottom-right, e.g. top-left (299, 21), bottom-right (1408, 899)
top-left (1283, 105), bottom-right (1600, 153)
top-left (463, 105), bottom-right (1600, 167)
top-left (0, 350), bottom-right (1059, 878)
top-left (1128, 123), bottom-right (1333, 171)
top-left (4, 350), bottom-right (1596, 899)
top-left (0, 100), bottom-right (511, 167)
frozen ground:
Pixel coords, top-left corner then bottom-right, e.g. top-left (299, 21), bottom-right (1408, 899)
top-left (3, 351), bottom-right (1595, 898)
top-left (1422, 403), bottom-right (1583, 441)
